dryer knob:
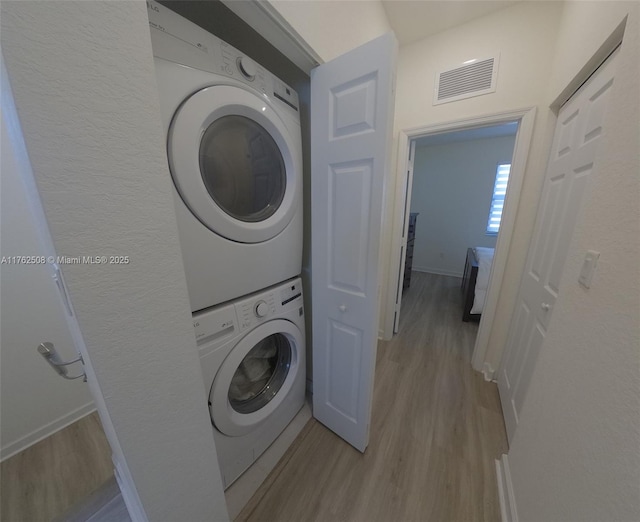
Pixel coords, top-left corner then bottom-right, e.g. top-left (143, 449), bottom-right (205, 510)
top-left (237, 56), bottom-right (257, 80)
top-left (255, 300), bottom-right (269, 318)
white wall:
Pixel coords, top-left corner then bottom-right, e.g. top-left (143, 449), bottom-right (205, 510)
top-left (1, 78), bottom-right (95, 460)
top-left (382, 0), bottom-right (563, 359)
top-left (505, 3), bottom-right (640, 521)
top-left (409, 135), bottom-right (515, 277)
top-left (268, 0), bottom-right (391, 62)
top-left (0, 1), bottom-right (228, 520)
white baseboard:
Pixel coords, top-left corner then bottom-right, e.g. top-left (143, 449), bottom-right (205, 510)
top-left (496, 454), bottom-right (519, 522)
top-left (482, 362), bottom-right (496, 381)
top-left (1, 401), bottom-right (95, 461)
top-left (412, 266), bottom-right (463, 278)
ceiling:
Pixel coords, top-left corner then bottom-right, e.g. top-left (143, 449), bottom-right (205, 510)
top-left (381, 0), bottom-right (522, 46)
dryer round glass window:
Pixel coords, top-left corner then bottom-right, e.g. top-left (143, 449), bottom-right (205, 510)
top-left (167, 85), bottom-right (300, 244)
top-left (228, 333), bottom-right (291, 414)
top-left (199, 115), bottom-right (286, 223)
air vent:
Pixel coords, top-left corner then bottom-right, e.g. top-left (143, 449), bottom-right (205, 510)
top-left (434, 55), bottom-right (499, 105)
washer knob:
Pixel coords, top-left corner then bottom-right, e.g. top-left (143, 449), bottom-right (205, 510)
top-left (255, 300), bottom-right (269, 318)
top-left (237, 56), bottom-right (257, 80)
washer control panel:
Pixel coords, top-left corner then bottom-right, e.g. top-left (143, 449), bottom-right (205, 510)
top-left (255, 300), bottom-right (269, 317)
top-left (192, 303), bottom-right (237, 347)
top-left (238, 292), bottom-right (276, 331)
top-left (192, 278), bottom-right (303, 347)
top-left (280, 280), bottom-right (302, 307)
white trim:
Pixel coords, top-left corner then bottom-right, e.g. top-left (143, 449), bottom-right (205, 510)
top-left (391, 140), bottom-right (416, 335)
top-left (482, 362), bottom-right (496, 382)
top-left (114, 458), bottom-right (148, 522)
top-left (496, 454), bottom-right (519, 522)
top-left (472, 108), bottom-right (535, 372)
top-left (382, 132), bottom-right (409, 339)
top-left (382, 108), bottom-right (536, 376)
top-left (220, 0), bottom-right (322, 74)
top-left (1, 402), bottom-right (95, 461)
top-left (412, 266), bottom-right (464, 278)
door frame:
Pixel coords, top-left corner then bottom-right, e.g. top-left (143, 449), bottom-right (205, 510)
top-left (383, 107), bottom-right (536, 377)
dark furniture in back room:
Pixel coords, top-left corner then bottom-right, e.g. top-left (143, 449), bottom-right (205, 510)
top-left (461, 247), bottom-right (481, 322)
top-left (403, 213), bottom-right (419, 291)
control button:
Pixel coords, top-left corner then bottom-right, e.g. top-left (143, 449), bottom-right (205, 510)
top-left (255, 300), bottom-right (269, 318)
top-left (237, 56), bottom-right (257, 80)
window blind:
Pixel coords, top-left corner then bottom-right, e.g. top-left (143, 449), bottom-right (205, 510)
top-left (486, 163), bottom-right (511, 235)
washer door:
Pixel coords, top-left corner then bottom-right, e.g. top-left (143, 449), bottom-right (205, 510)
top-left (210, 319), bottom-right (302, 437)
top-left (168, 85), bottom-right (298, 244)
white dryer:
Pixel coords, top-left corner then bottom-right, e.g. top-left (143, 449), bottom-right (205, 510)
top-left (193, 278), bottom-right (306, 488)
top-left (148, 2), bottom-right (303, 312)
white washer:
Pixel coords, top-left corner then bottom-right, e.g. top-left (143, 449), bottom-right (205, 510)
top-left (193, 278), bottom-right (306, 488)
top-left (148, 2), bottom-right (303, 312)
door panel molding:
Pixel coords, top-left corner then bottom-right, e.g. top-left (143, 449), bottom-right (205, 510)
top-left (498, 50), bottom-right (619, 442)
top-left (311, 33), bottom-right (397, 452)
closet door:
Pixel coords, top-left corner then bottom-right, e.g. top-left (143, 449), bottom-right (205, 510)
top-left (311, 33), bottom-right (397, 452)
top-left (498, 49), bottom-right (619, 442)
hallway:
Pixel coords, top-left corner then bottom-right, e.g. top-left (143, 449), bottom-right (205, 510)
top-left (238, 272), bottom-right (508, 521)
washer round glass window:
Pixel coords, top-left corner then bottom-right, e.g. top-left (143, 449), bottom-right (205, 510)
top-left (228, 333), bottom-right (292, 414)
top-left (199, 115), bottom-right (286, 222)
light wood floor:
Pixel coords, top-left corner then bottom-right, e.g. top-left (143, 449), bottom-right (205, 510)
top-left (1, 412), bottom-right (113, 522)
top-left (237, 272), bottom-right (508, 522)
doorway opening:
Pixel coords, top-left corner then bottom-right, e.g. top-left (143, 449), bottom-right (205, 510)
top-left (383, 108), bottom-right (536, 378)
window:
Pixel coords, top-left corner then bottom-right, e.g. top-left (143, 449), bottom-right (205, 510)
top-left (486, 163), bottom-right (511, 235)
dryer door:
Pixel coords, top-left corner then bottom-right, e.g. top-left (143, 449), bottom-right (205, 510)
top-left (168, 85), bottom-right (299, 244)
top-left (209, 319), bottom-right (303, 437)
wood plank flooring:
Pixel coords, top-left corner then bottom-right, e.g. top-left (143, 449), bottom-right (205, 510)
top-left (236, 272), bottom-right (508, 522)
top-left (1, 412), bottom-right (113, 522)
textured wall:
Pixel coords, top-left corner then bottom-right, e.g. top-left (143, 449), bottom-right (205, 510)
top-left (1, 1), bottom-right (228, 520)
top-left (409, 135), bottom-right (515, 276)
top-left (507, 4), bottom-right (640, 521)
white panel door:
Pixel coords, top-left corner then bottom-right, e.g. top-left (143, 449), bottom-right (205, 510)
top-left (498, 49), bottom-right (618, 442)
top-left (311, 33), bottom-right (397, 452)
top-left (393, 140), bottom-right (416, 333)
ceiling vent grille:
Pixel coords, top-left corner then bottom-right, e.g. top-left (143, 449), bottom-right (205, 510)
top-left (434, 56), bottom-right (499, 105)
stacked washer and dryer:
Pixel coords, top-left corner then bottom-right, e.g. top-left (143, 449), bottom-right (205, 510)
top-left (148, 2), bottom-right (305, 488)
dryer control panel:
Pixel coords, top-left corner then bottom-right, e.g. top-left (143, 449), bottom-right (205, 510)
top-left (147, 0), bottom-right (299, 113)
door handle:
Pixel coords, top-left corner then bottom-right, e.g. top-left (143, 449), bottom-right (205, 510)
top-left (541, 303), bottom-right (551, 311)
top-left (37, 342), bottom-right (86, 381)
top-left (339, 305), bottom-right (347, 313)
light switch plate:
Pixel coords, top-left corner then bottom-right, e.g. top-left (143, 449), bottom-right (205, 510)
top-left (578, 250), bottom-right (600, 289)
